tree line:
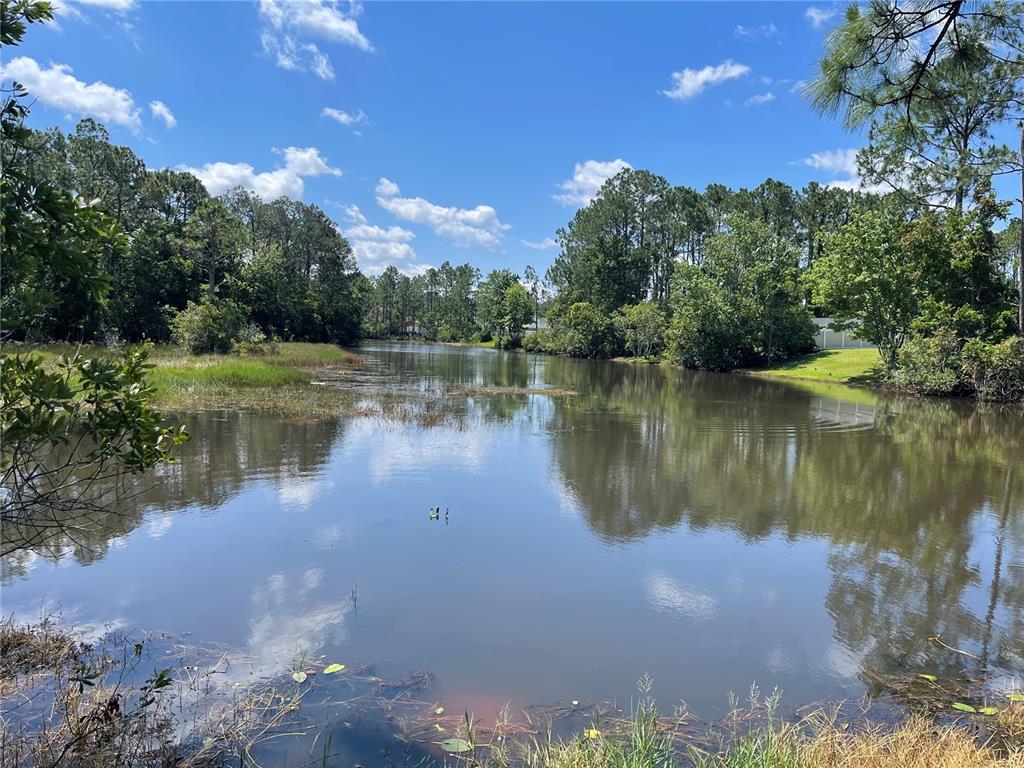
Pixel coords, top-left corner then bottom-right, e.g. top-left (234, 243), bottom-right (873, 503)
top-left (4, 0), bottom-right (1024, 404)
top-left (7, 118), bottom-right (366, 351)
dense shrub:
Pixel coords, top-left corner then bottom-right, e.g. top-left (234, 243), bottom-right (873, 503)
top-left (667, 272), bottom-right (749, 370)
top-left (614, 302), bottom-right (667, 358)
top-left (960, 336), bottom-right (1024, 403)
top-left (888, 328), bottom-right (964, 396)
top-left (232, 322), bottom-right (278, 356)
top-left (171, 298), bottom-right (242, 355)
top-left (522, 328), bottom-right (556, 354)
top-left (520, 304), bottom-right (622, 358)
top-left (557, 302), bottom-right (620, 357)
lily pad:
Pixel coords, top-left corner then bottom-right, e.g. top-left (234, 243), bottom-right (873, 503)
top-left (917, 673), bottom-right (937, 682)
top-left (291, 671), bottom-right (307, 683)
top-left (1007, 693), bottom-right (1024, 702)
top-left (323, 663), bottom-right (346, 674)
top-left (979, 707), bottom-right (999, 716)
top-left (585, 728), bottom-right (601, 740)
top-left (952, 702), bottom-right (976, 713)
top-left (439, 738), bottom-right (472, 753)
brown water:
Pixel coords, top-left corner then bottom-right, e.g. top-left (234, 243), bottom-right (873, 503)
top-left (3, 341), bottom-right (1023, 721)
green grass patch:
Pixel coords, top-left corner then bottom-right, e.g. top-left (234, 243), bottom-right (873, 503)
top-left (4, 342), bottom-right (361, 416)
top-left (145, 343), bottom-right (360, 413)
top-left (743, 349), bottom-right (883, 385)
top-left (149, 357), bottom-right (312, 390)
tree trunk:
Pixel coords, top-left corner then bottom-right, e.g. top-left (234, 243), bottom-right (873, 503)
top-left (1019, 123), bottom-right (1024, 335)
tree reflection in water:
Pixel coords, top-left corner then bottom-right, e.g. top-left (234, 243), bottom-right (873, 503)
top-left (3, 342), bottom-right (1021, 700)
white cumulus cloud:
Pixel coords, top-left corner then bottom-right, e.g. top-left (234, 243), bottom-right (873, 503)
top-left (149, 99), bottom-right (176, 128)
top-left (0, 57), bottom-right (140, 129)
top-left (183, 146), bottom-right (341, 200)
top-left (259, 0), bottom-right (372, 80)
top-left (554, 158), bottom-right (630, 207)
top-left (375, 177), bottom-right (509, 247)
top-left (340, 204), bottom-right (423, 275)
top-left (661, 59), bottom-right (750, 101)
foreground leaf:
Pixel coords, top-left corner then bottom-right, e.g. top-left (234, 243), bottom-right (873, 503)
top-left (952, 702), bottom-right (976, 713)
top-left (291, 671), bottom-right (307, 683)
top-left (979, 707), bottom-right (999, 715)
top-left (439, 738), bottom-right (472, 753)
top-left (917, 673), bottom-right (937, 682)
top-left (1007, 693), bottom-right (1024, 702)
top-left (323, 663), bottom-right (346, 674)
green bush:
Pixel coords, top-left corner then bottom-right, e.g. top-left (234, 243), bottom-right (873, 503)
top-left (522, 328), bottom-right (556, 354)
top-left (960, 336), bottom-right (1024, 403)
top-left (614, 302), bottom-right (666, 358)
top-left (667, 270), bottom-right (749, 370)
top-left (521, 303), bottom-right (621, 358)
top-left (171, 298), bottom-right (242, 355)
top-left (889, 328), bottom-right (964, 396)
top-left (436, 324), bottom-right (460, 343)
top-left (554, 302), bottom-right (621, 358)
top-left (232, 322), bottom-right (278, 356)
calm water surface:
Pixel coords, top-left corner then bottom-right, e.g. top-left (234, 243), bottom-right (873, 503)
top-left (4, 342), bottom-right (1023, 718)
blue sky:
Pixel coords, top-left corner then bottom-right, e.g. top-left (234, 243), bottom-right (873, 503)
top-left (10, 1), bottom-right (895, 276)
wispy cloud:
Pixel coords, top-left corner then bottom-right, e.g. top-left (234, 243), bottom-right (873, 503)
top-left (735, 22), bottom-right (780, 41)
top-left (259, 0), bottom-right (372, 80)
top-left (661, 59), bottom-right (750, 101)
top-left (149, 99), bottom-right (176, 128)
top-left (745, 91), bottom-right (775, 106)
top-left (322, 107), bottom-right (368, 127)
top-left (805, 6), bottom-right (837, 29)
top-left (521, 237), bottom-right (558, 250)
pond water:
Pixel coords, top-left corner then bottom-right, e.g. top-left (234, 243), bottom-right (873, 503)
top-left (4, 341), bottom-right (1023, 721)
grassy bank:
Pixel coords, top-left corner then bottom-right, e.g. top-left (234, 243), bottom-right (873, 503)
top-left (533, 711), bottom-right (1024, 768)
top-left (741, 349), bottom-right (883, 386)
top-left (6, 342), bottom-right (363, 416)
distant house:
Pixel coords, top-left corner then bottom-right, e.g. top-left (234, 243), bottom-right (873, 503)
top-left (812, 318), bottom-right (876, 350)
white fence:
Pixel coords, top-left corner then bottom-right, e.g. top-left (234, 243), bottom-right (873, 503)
top-left (812, 318), bottom-right (876, 350)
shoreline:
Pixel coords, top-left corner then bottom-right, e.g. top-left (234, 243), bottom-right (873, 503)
top-left (3, 618), bottom-right (1021, 768)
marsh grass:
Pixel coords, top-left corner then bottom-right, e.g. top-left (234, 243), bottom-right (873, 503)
top-left (0, 619), bottom-right (81, 680)
top-left (4, 342), bottom-right (364, 416)
top-left (0, 620), bottom-right (429, 768)
top-left (412, 681), bottom-right (1024, 768)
